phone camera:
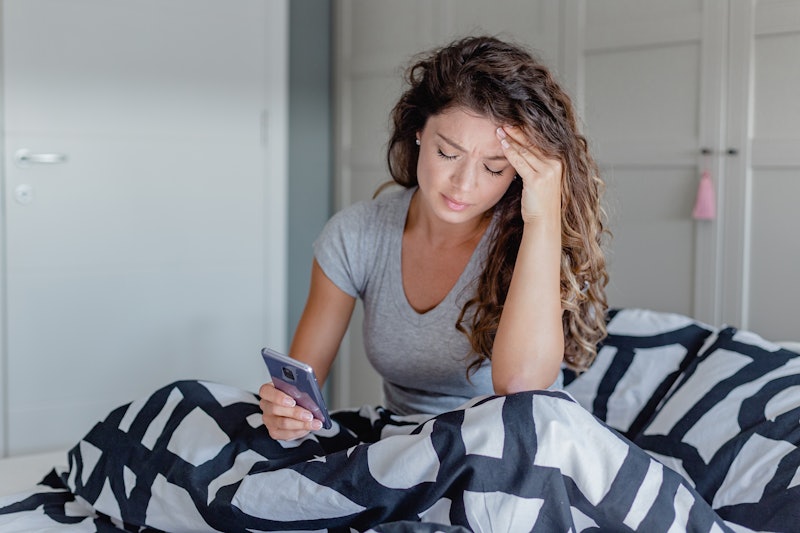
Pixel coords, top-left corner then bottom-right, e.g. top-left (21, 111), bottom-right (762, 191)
top-left (281, 367), bottom-right (295, 381)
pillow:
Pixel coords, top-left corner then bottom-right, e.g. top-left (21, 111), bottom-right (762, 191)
top-left (777, 340), bottom-right (800, 354)
top-left (634, 327), bottom-right (800, 532)
top-left (564, 308), bottom-right (715, 437)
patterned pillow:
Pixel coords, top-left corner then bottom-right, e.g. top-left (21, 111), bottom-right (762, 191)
top-left (564, 308), bottom-right (715, 437)
top-left (634, 327), bottom-right (800, 532)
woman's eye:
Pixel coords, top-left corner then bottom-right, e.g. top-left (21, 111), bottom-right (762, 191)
top-left (437, 149), bottom-right (457, 161)
top-left (484, 165), bottom-right (503, 177)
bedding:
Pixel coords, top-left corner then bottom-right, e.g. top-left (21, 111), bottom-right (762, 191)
top-left (1, 380), bottom-right (728, 532)
top-left (0, 308), bottom-right (796, 532)
top-left (562, 308), bottom-right (716, 437)
top-left (561, 312), bottom-right (800, 533)
top-left (633, 327), bottom-right (800, 531)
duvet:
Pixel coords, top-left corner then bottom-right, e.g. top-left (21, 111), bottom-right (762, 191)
top-left (0, 380), bottom-right (731, 532)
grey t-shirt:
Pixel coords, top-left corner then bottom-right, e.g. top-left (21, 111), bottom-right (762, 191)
top-left (313, 187), bottom-right (494, 415)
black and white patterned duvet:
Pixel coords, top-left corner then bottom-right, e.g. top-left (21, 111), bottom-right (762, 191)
top-left (0, 380), bottom-right (732, 532)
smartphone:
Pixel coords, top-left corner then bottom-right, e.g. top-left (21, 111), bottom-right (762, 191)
top-left (261, 347), bottom-right (332, 430)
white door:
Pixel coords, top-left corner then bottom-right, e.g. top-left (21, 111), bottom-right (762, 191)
top-left (568, 1), bottom-right (723, 320)
top-left (725, 0), bottom-right (800, 340)
top-left (1, 0), bottom-right (288, 455)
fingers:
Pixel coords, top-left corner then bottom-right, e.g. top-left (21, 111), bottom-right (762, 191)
top-left (496, 126), bottom-right (537, 178)
top-left (497, 125), bottom-right (533, 154)
top-left (498, 126), bottom-right (563, 181)
top-left (496, 125), bottom-right (563, 222)
top-left (497, 126), bottom-right (555, 175)
top-left (259, 382), bottom-right (323, 441)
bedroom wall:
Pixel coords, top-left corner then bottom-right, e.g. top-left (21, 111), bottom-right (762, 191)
top-left (0, 4), bottom-right (6, 457)
top-left (288, 0), bottom-right (333, 341)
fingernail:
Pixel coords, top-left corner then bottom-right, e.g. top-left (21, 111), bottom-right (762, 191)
top-left (311, 420), bottom-right (323, 430)
top-left (301, 412), bottom-right (313, 421)
top-left (496, 127), bottom-right (506, 139)
top-left (283, 397), bottom-right (296, 407)
top-left (500, 139), bottom-right (510, 149)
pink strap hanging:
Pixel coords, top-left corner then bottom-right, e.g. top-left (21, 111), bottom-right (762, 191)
top-left (692, 169), bottom-right (716, 220)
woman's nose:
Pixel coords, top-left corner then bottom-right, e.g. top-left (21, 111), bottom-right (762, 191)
top-left (450, 161), bottom-right (478, 190)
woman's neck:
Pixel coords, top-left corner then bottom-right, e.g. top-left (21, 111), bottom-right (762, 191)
top-left (405, 189), bottom-right (491, 250)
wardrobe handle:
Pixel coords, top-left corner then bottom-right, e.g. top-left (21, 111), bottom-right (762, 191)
top-left (700, 147), bottom-right (739, 156)
top-left (14, 149), bottom-right (68, 167)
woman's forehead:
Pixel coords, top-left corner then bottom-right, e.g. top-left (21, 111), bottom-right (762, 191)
top-left (424, 107), bottom-right (498, 135)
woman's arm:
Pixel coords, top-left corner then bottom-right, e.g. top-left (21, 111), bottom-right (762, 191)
top-left (491, 126), bottom-right (564, 393)
top-left (289, 259), bottom-right (357, 385)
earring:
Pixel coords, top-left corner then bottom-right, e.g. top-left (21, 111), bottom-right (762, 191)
top-left (415, 138), bottom-right (421, 146)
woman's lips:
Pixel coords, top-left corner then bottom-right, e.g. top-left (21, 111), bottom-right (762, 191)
top-left (443, 194), bottom-right (469, 211)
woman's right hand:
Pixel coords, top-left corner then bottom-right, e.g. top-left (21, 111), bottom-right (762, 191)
top-left (259, 382), bottom-right (323, 441)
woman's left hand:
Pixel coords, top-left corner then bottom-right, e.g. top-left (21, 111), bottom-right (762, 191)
top-left (497, 126), bottom-right (563, 224)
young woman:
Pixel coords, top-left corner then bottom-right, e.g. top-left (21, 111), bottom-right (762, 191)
top-left (260, 35), bottom-right (609, 441)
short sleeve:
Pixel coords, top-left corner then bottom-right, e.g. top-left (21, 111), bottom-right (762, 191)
top-left (312, 202), bottom-right (371, 298)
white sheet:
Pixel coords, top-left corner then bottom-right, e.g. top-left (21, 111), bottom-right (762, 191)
top-left (0, 450), bottom-right (68, 497)
top-left (777, 341), bottom-right (800, 354)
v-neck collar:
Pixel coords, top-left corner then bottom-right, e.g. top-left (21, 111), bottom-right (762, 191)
top-left (391, 188), bottom-right (495, 324)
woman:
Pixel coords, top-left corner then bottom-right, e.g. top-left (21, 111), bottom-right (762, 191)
top-left (260, 35), bottom-right (609, 440)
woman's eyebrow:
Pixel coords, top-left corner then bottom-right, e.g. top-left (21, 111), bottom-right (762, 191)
top-left (437, 133), bottom-right (507, 161)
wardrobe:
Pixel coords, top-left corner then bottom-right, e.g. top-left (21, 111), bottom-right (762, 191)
top-left (332, 0), bottom-right (800, 409)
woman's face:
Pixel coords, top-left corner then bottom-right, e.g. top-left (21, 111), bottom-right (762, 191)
top-left (416, 107), bottom-right (516, 226)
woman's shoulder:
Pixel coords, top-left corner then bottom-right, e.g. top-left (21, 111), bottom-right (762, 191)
top-left (314, 185), bottom-right (412, 292)
top-left (330, 185), bottom-right (413, 229)
top-left (371, 184), bottom-right (414, 213)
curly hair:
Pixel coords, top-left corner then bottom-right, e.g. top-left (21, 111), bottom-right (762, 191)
top-left (386, 35), bottom-right (609, 373)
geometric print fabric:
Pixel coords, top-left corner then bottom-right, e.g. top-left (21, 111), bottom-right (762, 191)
top-left (564, 308), bottom-right (716, 437)
top-left (1, 380), bottom-right (732, 532)
top-left (634, 327), bottom-right (800, 532)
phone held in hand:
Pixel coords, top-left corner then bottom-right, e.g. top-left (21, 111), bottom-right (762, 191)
top-left (260, 347), bottom-right (332, 430)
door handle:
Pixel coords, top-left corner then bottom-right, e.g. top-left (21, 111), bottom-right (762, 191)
top-left (14, 149), bottom-right (68, 167)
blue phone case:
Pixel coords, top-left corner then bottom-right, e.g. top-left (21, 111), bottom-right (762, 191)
top-left (261, 348), bottom-right (332, 429)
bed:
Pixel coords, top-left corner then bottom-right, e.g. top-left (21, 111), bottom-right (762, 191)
top-left (0, 450), bottom-right (68, 498)
top-left (0, 308), bottom-right (797, 532)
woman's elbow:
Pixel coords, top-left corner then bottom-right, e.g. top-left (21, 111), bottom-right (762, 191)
top-left (492, 356), bottom-right (562, 395)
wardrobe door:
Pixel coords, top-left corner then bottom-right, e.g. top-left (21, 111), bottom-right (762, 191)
top-left (727, 0), bottom-right (800, 339)
top-left (571, 0), bottom-right (724, 320)
top-left (441, 0), bottom-right (562, 70)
